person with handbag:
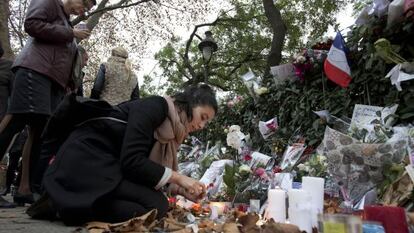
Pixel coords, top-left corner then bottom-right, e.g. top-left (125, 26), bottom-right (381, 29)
top-left (0, 0), bottom-right (96, 208)
top-left (35, 85), bottom-right (217, 225)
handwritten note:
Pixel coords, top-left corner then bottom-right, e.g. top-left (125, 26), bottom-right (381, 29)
top-left (249, 152), bottom-right (271, 168)
top-left (270, 63), bottom-right (296, 78)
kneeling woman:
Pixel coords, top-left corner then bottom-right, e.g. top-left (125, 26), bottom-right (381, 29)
top-left (42, 85), bottom-right (217, 225)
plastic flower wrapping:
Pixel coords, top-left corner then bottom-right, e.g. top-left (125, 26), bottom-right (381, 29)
top-left (317, 126), bottom-right (410, 205)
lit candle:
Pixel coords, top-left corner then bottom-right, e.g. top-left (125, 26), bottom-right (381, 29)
top-left (267, 188), bottom-right (286, 222)
top-left (302, 176), bottom-right (325, 226)
top-left (209, 202), bottom-right (230, 215)
top-left (288, 189), bottom-right (313, 233)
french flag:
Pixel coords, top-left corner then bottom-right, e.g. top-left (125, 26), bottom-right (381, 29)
top-left (324, 32), bottom-right (352, 88)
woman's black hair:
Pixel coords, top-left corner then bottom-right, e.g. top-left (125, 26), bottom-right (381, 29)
top-left (172, 84), bottom-right (218, 120)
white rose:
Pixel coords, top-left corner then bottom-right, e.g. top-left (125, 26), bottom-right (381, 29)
top-left (239, 165), bottom-right (252, 174)
top-left (296, 56), bottom-right (306, 63)
top-left (297, 164), bottom-right (306, 171)
top-left (318, 155), bottom-right (327, 162)
top-left (255, 87), bottom-right (268, 96)
top-left (229, 125), bottom-right (241, 133)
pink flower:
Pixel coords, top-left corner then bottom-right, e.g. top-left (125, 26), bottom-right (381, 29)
top-left (255, 167), bottom-right (265, 177)
top-left (227, 100), bottom-right (235, 108)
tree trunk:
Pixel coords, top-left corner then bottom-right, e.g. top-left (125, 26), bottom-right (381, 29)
top-left (0, 0), bottom-right (14, 59)
top-left (262, 0), bottom-right (286, 77)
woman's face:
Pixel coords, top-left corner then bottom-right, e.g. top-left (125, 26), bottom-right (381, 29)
top-left (187, 105), bottom-right (215, 133)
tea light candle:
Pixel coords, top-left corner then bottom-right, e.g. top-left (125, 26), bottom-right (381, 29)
top-left (209, 202), bottom-right (230, 215)
top-left (302, 176), bottom-right (324, 226)
top-left (267, 188), bottom-right (286, 222)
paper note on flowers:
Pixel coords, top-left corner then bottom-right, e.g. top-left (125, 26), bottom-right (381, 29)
top-left (258, 117), bottom-right (278, 139)
top-left (351, 104), bottom-right (398, 126)
top-left (199, 160), bottom-right (233, 185)
top-left (249, 152), bottom-right (271, 169)
top-left (270, 63), bottom-right (296, 78)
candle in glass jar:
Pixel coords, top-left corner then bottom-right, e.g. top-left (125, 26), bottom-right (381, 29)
top-left (209, 202), bottom-right (230, 215)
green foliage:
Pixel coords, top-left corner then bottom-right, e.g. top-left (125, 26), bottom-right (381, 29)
top-left (145, 0), bottom-right (347, 94)
top-left (223, 164), bottom-right (237, 198)
top-left (199, 16), bottom-right (414, 163)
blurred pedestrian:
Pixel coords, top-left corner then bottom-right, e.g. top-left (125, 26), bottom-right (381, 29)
top-left (0, 41), bottom-right (15, 208)
top-left (0, 0), bottom-right (96, 207)
top-left (90, 47), bottom-right (139, 105)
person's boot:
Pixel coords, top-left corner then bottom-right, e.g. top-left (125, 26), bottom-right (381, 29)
top-left (0, 187), bottom-right (10, 196)
top-left (26, 193), bottom-right (57, 220)
top-left (0, 195), bottom-right (16, 208)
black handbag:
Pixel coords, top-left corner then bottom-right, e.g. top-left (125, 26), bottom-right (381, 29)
top-left (32, 94), bottom-right (115, 195)
top-left (41, 93), bottom-right (114, 152)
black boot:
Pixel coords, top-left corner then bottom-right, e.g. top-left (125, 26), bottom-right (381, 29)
top-left (26, 193), bottom-right (57, 220)
top-left (0, 196), bottom-right (16, 208)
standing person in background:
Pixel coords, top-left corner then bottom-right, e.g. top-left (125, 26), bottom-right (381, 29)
top-left (90, 47), bottom-right (140, 105)
top-left (0, 0), bottom-right (96, 207)
top-left (0, 41), bottom-right (15, 208)
top-left (0, 41), bottom-right (14, 123)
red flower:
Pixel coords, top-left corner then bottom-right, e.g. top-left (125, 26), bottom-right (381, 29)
top-left (243, 154), bottom-right (252, 161)
top-left (273, 166), bottom-right (282, 173)
top-left (237, 204), bottom-right (248, 212)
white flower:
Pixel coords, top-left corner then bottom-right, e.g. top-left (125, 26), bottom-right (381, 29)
top-left (229, 125), bottom-right (241, 133)
top-left (296, 55), bottom-right (306, 63)
top-left (226, 134), bottom-right (242, 150)
top-left (226, 125), bottom-right (246, 150)
top-left (318, 155), bottom-right (327, 162)
top-left (254, 87), bottom-right (268, 96)
top-left (297, 164), bottom-right (306, 171)
top-left (238, 165), bottom-right (252, 174)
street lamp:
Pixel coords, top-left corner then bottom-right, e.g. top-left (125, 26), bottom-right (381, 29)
top-left (198, 31), bottom-right (218, 82)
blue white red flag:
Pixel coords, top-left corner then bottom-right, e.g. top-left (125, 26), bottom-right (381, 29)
top-left (324, 32), bottom-right (352, 88)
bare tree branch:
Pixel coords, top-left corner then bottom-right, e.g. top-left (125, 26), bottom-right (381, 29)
top-left (72, 0), bottom-right (153, 26)
top-left (8, 15), bottom-right (24, 47)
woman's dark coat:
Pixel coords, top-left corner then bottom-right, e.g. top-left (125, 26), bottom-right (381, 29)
top-left (43, 96), bottom-right (169, 224)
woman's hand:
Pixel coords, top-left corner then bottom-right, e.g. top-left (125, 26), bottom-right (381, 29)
top-left (179, 187), bottom-right (205, 202)
top-left (73, 29), bottom-right (91, 40)
top-left (169, 171), bottom-right (206, 199)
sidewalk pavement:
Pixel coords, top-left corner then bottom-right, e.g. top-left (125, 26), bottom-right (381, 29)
top-left (0, 195), bottom-right (88, 233)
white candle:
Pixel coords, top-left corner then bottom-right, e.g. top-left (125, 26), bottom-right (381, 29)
top-left (267, 188), bottom-right (286, 222)
top-left (288, 189), bottom-right (313, 233)
top-left (210, 206), bottom-right (219, 220)
top-left (302, 176), bottom-right (325, 226)
top-left (250, 199), bottom-right (261, 213)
